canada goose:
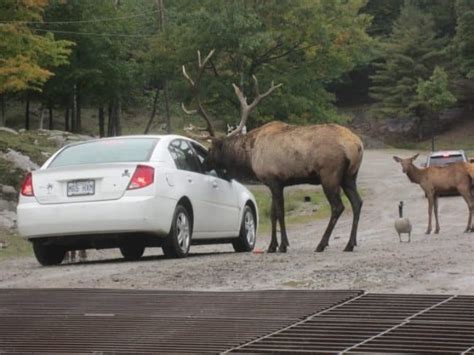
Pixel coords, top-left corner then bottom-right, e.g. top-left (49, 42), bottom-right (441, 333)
top-left (394, 201), bottom-right (412, 242)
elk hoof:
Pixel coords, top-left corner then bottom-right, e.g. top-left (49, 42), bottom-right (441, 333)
top-left (425, 229), bottom-right (431, 235)
top-left (434, 229), bottom-right (440, 234)
top-left (315, 244), bottom-right (326, 252)
top-left (278, 245), bottom-right (287, 253)
top-left (344, 245), bottom-right (354, 252)
top-left (267, 245), bottom-right (277, 253)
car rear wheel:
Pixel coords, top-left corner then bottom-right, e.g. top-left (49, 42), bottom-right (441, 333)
top-left (232, 205), bottom-right (256, 252)
top-left (162, 205), bottom-right (192, 258)
top-left (33, 241), bottom-right (66, 266)
top-left (119, 242), bottom-right (145, 261)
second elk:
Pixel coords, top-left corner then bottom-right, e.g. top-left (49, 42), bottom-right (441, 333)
top-left (182, 50), bottom-right (364, 252)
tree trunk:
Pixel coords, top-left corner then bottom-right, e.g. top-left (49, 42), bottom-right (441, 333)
top-left (48, 99), bottom-right (53, 130)
top-left (116, 97), bottom-right (122, 136)
top-left (155, 0), bottom-right (171, 133)
top-left (144, 88), bottom-right (160, 134)
top-left (64, 107), bottom-right (70, 132)
top-left (107, 102), bottom-right (113, 137)
top-left (76, 89), bottom-right (82, 133)
top-left (163, 82), bottom-right (171, 133)
top-left (98, 106), bottom-right (105, 137)
top-left (0, 95), bottom-right (6, 127)
top-left (71, 86), bottom-right (77, 133)
top-left (25, 92), bottom-right (30, 130)
top-left (38, 104), bottom-right (45, 130)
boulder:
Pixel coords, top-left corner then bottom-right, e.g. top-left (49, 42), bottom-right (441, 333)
top-left (1, 149), bottom-right (40, 172)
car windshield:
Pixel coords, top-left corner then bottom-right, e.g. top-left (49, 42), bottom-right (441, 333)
top-left (429, 154), bottom-right (464, 166)
top-left (48, 138), bottom-right (159, 168)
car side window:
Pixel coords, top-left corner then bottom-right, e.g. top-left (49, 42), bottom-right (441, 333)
top-left (190, 142), bottom-right (207, 165)
top-left (168, 139), bottom-right (202, 173)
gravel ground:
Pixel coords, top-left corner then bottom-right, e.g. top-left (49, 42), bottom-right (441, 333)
top-left (0, 149), bottom-right (472, 294)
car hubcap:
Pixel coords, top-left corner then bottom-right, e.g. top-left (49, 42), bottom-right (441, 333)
top-left (176, 212), bottom-right (190, 252)
top-left (244, 210), bottom-right (256, 246)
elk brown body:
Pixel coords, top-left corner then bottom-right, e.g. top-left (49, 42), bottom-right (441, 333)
top-left (207, 121), bottom-right (364, 252)
top-left (394, 154), bottom-right (474, 234)
top-left (182, 49), bottom-right (364, 252)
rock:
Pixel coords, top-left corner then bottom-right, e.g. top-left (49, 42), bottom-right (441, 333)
top-left (1, 185), bottom-right (17, 196)
top-left (47, 135), bottom-right (68, 146)
top-left (0, 210), bottom-right (16, 230)
top-left (0, 240), bottom-right (7, 249)
top-left (0, 127), bottom-right (19, 135)
top-left (1, 149), bottom-right (39, 171)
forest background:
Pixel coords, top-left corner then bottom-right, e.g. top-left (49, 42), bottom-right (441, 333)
top-left (0, 0), bottom-right (473, 144)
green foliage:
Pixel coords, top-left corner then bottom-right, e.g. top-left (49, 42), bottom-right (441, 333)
top-left (454, 0), bottom-right (474, 79)
top-left (0, 0), bottom-right (73, 94)
top-left (369, 3), bottom-right (447, 119)
top-left (165, 0), bottom-right (373, 126)
top-left (416, 66), bottom-right (456, 113)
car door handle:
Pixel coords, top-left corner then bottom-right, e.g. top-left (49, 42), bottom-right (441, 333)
top-left (212, 180), bottom-right (218, 188)
top-left (187, 178), bottom-right (193, 183)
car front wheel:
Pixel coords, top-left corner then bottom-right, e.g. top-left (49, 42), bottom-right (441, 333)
top-left (232, 205), bottom-right (256, 252)
top-left (33, 241), bottom-right (66, 266)
top-left (162, 205), bottom-right (192, 258)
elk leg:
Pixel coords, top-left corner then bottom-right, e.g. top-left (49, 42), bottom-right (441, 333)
top-left (316, 186), bottom-right (344, 252)
top-left (426, 194), bottom-right (434, 234)
top-left (433, 195), bottom-right (440, 234)
top-left (273, 187), bottom-right (289, 253)
top-left (342, 177), bottom-right (363, 251)
top-left (458, 186), bottom-right (474, 232)
top-left (267, 193), bottom-right (279, 253)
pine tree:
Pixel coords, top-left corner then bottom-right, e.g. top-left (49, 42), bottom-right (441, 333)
top-left (369, 3), bottom-right (446, 119)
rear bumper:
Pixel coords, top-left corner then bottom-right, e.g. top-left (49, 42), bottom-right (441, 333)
top-left (17, 195), bottom-right (176, 239)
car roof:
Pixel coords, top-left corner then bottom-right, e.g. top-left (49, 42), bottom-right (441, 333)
top-left (62, 134), bottom-right (200, 148)
top-left (429, 150), bottom-right (465, 157)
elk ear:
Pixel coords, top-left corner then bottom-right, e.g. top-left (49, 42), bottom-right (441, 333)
top-left (393, 156), bottom-right (402, 163)
top-left (411, 153), bottom-right (419, 161)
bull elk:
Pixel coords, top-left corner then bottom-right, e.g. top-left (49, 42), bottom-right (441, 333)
top-left (182, 50), bottom-right (364, 252)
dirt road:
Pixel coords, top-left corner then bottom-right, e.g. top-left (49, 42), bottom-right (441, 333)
top-left (0, 150), bottom-right (472, 294)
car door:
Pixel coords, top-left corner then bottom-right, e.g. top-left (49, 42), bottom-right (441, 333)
top-left (168, 139), bottom-right (215, 235)
top-left (190, 142), bottom-right (240, 235)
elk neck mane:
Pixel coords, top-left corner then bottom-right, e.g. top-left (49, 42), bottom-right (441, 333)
top-left (220, 134), bottom-right (258, 181)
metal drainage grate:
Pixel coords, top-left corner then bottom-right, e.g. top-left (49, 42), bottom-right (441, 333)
top-left (0, 289), bottom-right (360, 353)
top-left (233, 294), bottom-right (474, 354)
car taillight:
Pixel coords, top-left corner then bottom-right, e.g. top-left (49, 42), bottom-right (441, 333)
top-left (21, 172), bottom-right (34, 196)
top-left (127, 165), bottom-right (154, 190)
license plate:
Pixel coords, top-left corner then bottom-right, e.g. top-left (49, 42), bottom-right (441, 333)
top-left (67, 180), bottom-right (95, 197)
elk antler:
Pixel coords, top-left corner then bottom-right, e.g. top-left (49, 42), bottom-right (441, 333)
top-left (181, 49), bottom-right (216, 138)
top-left (228, 75), bottom-right (282, 137)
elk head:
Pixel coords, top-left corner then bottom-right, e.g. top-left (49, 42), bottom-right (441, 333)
top-left (181, 49), bottom-right (282, 172)
top-left (393, 153), bottom-right (420, 173)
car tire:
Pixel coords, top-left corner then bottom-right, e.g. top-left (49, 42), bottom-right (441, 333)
top-left (162, 205), bottom-right (192, 258)
top-left (33, 241), bottom-right (66, 266)
top-left (232, 205), bottom-right (256, 252)
top-left (119, 242), bottom-right (145, 261)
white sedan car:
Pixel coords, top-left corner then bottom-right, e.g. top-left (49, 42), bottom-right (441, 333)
top-left (17, 135), bottom-right (258, 266)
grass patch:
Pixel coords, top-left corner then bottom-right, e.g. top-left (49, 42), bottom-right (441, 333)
top-left (249, 186), bottom-right (356, 233)
top-left (0, 230), bottom-right (32, 260)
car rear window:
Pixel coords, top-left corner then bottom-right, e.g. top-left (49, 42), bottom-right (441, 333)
top-left (48, 138), bottom-right (159, 168)
top-left (429, 154), bottom-right (464, 166)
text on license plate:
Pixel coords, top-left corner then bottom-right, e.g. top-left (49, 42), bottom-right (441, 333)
top-left (67, 180), bottom-right (95, 197)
